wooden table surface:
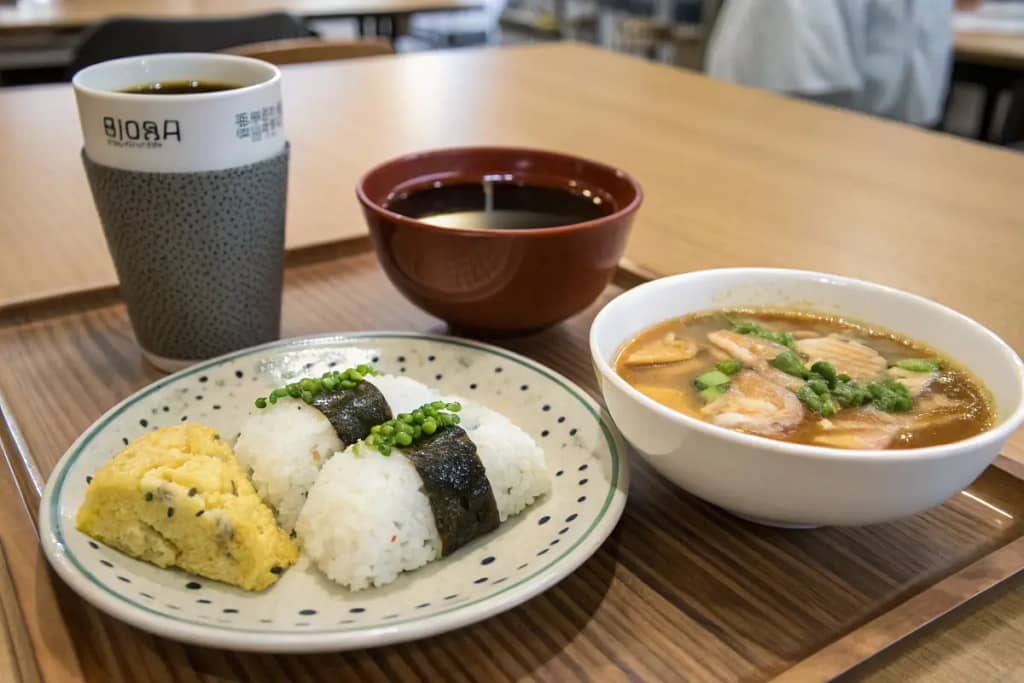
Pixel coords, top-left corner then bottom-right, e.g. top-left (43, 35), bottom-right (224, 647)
top-left (2, 42), bottom-right (1024, 680)
top-left (3, 43), bottom-right (1024, 355)
top-left (0, 0), bottom-right (479, 33)
top-left (955, 30), bottom-right (1024, 70)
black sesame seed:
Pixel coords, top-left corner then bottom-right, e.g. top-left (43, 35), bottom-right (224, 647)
top-left (469, 383), bottom-right (477, 390)
top-left (139, 419), bottom-right (148, 428)
top-left (570, 428), bottom-right (578, 436)
top-left (299, 609), bottom-right (316, 615)
top-left (384, 614), bottom-right (398, 620)
top-left (558, 416), bottom-right (566, 423)
top-left (495, 367), bottom-right (503, 373)
top-left (199, 376), bottom-right (208, 383)
top-left (428, 355), bottom-right (436, 362)
top-left (444, 594), bottom-right (458, 600)
top-left (197, 599), bottom-right (211, 604)
top-left (579, 464), bottom-right (588, 471)
top-left (144, 492), bottom-right (153, 502)
top-left (305, 363), bottom-right (313, 370)
top-left (400, 367), bottom-right (406, 373)
top-left (435, 374), bottom-right (443, 380)
top-left (188, 488), bottom-right (197, 497)
top-left (537, 549), bottom-right (549, 556)
top-left (290, 529), bottom-right (297, 539)
top-left (541, 430), bottom-right (549, 437)
top-left (167, 507), bottom-right (175, 518)
top-left (542, 404), bottom-right (551, 411)
top-left (195, 510), bottom-right (205, 517)
top-left (100, 560), bottom-right (113, 568)
top-left (550, 539), bottom-right (560, 546)
top-left (328, 361), bottom-right (337, 367)
top-left (566, 513), bottom-right (578, 522)
top-left (223, 608), bottom-right (238, 614)
top-left (86, 476), bottom-right (93, 484)
top-left (474, 577), bottom-right (488, 584)
top-left (235, 370), bottom-right (244, 379)
top-left (231, 480), bottom-right (238, 495)
top-left (556, 470), bottom-right (564, 477)
top-left (416, 602), bottom-right (431, 609)
top-left (372, 356), bottom-right (379, 363)
top-left (162, 406), bottom-right (170, 412)
top-left (180, 416), bottom-right (188, 422)
top-left (493, 577), bottom-right (508, 585)
top-left (212, 404), bottom-right (221, 410)
top-left (481, 556), bottom-right (495, 565)
top-left (398, 356), bottom-right (406, 362)
top-left (578, 496), bottom-right (587, 503)
top-left (349, 607), bottom-right (365, 614)
top-left (538, 515), bottom-right (550, 525)
top-left (167, 605), bottom-right (180, 610)
top-left (117, 576), bottom-right (130, 583)
top-left (517, 563), bottom-right (528, 570)
top-left (270, 566), bottom-right (283, 574)
top-left (122, 437), bottom-right (129, 445)
top-left (186, 582), bottom-right (201, 590)
top-left (88, 541), bottom-right (98, 549)
top-left (195, 395), bottom-right (203, 401)
top-left (559, 527), bottom-right (569, 535)
top-left (520, 385), bottom-right (528, 391)
top-left (579, 479), bottom-right (588, 486)
top-left (140, 592), bottom-right (153, 599)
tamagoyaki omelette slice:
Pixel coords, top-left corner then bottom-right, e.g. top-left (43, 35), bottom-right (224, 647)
top-left (76, 424), bottom-right (297, 591)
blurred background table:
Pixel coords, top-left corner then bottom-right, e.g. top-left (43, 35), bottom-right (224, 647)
top-left (952, 2), bottom-right (1024, 143)
top-left (956, 30), bottom-right (1024, 70)
top-left (1, 42), bottom-right (1024, 680)
top-left (0, 0), bottom-right (484, 83)
top-left (0, 0), bottom-right (481, 33)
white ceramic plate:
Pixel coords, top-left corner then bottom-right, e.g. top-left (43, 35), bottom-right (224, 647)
top-left (39, 333), bottom-right (628, 652)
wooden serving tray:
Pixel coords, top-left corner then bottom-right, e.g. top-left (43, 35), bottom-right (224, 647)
top-left (2, 242), bottom-right (1024, 682)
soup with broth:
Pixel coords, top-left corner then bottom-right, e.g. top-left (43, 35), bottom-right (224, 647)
top-left (615, 310), bottom-right (995, 450)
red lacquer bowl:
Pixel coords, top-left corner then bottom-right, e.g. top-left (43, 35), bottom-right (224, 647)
top-left (356, 147), bottom-right (643, 335)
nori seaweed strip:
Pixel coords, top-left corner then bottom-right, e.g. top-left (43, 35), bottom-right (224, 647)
top-left (311, 381), bottom-right (392, 444)
top-left (401, 426), bottom-right (500, 555)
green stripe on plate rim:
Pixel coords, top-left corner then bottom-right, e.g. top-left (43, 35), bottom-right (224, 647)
top-left (49, 332), bottom-right (621, 634)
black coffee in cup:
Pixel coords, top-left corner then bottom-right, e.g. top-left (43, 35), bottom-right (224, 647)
top-left (120, 80), bottom-right (244, 95)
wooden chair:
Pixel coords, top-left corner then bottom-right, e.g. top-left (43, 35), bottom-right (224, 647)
top-left (223, 37), bottom-right (393, 65)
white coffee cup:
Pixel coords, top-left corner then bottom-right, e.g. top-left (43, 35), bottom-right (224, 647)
top-left (73, 53), bottom-right (285, 173)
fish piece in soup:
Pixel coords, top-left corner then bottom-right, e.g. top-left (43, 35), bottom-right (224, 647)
top-left (794, 335), bottom-right (887, 381)
top-left (622, 332), bottom-right (699, 366)
top-left (707, 330), bottom-right (788, 365)
top-left (701, 370), bottom-right (805, 436)
top-left (811, 408), bottom-right (902, 450)
top-left (887, 366), bottom-right (938, 398)
top-left (758, 365), bottom-right (807, 393)
top-left (904, 393), bottom-right (964, 432)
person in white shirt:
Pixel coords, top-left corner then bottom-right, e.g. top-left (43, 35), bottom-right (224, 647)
top-left (705, 0), bottom-right (955, 126)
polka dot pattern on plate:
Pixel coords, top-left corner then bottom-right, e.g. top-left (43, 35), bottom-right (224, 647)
top-left (43, 333), bottom-right (625, 648)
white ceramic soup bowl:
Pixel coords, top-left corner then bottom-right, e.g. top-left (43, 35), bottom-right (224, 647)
top-left (590, 268), bottom-right (1024, 527)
